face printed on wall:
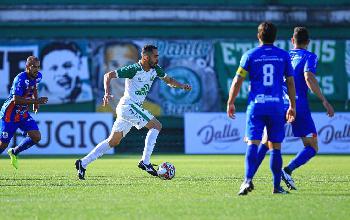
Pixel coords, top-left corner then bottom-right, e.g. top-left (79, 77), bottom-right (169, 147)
top-left (42, 49), bottom-right (81, 103)
top-left (105, 45), bottom-right (138, 71)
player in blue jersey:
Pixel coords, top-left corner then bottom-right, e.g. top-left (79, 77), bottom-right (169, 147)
top-left (253, 27), bottom-right (335, 190)
top-left (227, 22), bottom-right (296, 195)
top-left (281, 27), bottom-right (334, 189)
top-left (0, 56), bottom-right (48, 169)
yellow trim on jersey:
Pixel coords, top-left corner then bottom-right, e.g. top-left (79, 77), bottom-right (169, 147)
top-left (236, 67), bottom-right (248, 78)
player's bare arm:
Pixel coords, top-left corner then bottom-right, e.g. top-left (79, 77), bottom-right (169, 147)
top-left (285, 76), bottom-right (296, 122)
top-left (161, 75), bottom-right (192, 91)
top-left (304, 71), bottom-right (334, 117)
top-left (103, 71), bottom-right (117, 106)
top-left (33, 85), bottom-right (39, 113)
top-left (13, 95), bottom-right (48, 105)
top-left (227, 75), bottom-right (245, 119)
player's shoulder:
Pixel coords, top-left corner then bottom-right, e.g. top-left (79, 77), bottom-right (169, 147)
top-left (14, 72), bottom-right (27, 82)
top-left (119, 62), bottom-right (142, 73)
top-left (243, 47), bottom-right (258, 57)
top-left (289, 48), bottom-right (317, 58)
top-left (36, 72), bottom-right (43, 82)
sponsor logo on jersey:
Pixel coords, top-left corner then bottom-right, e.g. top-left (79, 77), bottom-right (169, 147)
top-left (135, 84), bottom-right (150, 96)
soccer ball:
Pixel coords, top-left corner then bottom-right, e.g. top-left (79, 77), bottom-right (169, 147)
top-left (157, 162), bottom-right (175, 180)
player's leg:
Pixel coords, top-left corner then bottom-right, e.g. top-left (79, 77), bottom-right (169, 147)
top-left (10, 116), bottom-right (40, 155)
top-left (284, 136), bottom-right (317, 175)
top-left (253, 127), bottom-right (270, 176)
top-left (75, 114), bottom-right (132, 180)
top-left (266, 115), bottom-right (288, 194)
top-left (10, 130), bottom-right (40, 156)
top-left (1, 119), bottom-right (19, 169)
top-left (122, 103), bottom-right (161, 176)
top-left (282, 112), bottom-right (317, 189)
top-left (142, 118), bottom-right (162, 164)
top-left (137, 117), bottom-right (162, 176)
top-left (238, 114), bottom-right (264, 195)
top-left (0, 119), bottom-right (12, 154)
top-left (75, 130), bottom-right (124, 180)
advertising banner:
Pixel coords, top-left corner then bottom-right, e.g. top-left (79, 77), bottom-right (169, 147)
top-left (215, 39), bottom-right (349, 104)
top-left (185, 112), bottom-right (246, 154)
top-left (9, 113), bottom-right (114, 155)
top-left (185, 112), bottom-right (350, 154)
top-left (90, 40), bottom-right (221, 117)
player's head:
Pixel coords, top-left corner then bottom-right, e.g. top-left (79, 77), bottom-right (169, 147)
top-left (141, 44), bottom-right (158, 68)
top-left (104, 42), bottom-right (139, 71)
top-left (257, 22), bottom-right (277, 44)
top-left (292, 27), bottom-right (310, 48)
top-left (25, 56), bottom-right (40, 78)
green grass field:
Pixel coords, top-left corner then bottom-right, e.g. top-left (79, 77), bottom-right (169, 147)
top-left (0, 155), bottom-right (349, 220)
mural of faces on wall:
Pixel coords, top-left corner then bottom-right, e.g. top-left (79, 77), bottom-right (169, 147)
top-left (93, 42), bottom-right (140, 112)
top-left (39, 42), bottom-right (92, 104)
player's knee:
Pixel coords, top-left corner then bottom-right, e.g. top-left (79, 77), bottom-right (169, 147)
top-left (310, 144), bottom-right (318, 153)
top-left (150, 119), bottom-right (162, 131)
top-left (108, 137), bottom-right (121, 147)
top-left (302, 137), bottom-right (318, 152)
top-left (155, 121), bottom-right (162, 131)
top-left (0, 141), bottom-right (9, 150)
top-left (31, 133), bottom-right (41, 143)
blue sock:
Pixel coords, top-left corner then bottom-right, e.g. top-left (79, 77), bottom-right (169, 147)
top-left (270, 149), bottom-right (282, 189)
top-left (253, 143), bottom-right (269, 176)
top-left (245, 144), bottom-right (258, 180)
top-left (287, 146), bottom-right (316, 173)
top-left (13, 137), bottom-right (36, 155)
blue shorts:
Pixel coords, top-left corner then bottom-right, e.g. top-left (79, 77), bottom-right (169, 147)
top-left (291, 110), bottom-right (317, 137)
top-left (246, 113), bottom-right (285, 143)
top-left (0, 115), bottom-right (39, 143)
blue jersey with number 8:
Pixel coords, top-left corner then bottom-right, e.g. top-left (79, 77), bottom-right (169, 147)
top-left (237, 44), bottom-right (294, 115)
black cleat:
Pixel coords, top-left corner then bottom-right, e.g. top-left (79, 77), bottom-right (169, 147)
top-left (138, 160), bottom-right (158, 177)
top-left (273, 186), bottom-right (289, 194)
top-left (238, 180), bottom-right (254, 196)
top-left (75, 159), bottom-right (86, 180)
top-left (281, 168), bottom-right (297, 190)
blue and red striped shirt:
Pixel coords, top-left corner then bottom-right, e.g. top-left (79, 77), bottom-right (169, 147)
top-left (0, 71), bottom-right (42, 122)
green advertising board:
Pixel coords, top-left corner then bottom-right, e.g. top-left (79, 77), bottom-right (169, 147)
top-left (215, 39), bottom-right (349, 108)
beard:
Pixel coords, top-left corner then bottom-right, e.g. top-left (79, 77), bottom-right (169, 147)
top-left (149, 61), bottom-right (157, 68)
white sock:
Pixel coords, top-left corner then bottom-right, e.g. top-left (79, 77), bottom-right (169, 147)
top-left (81, 139), bottom-right (111, 168)
top-left (141, 128), bottom-right (159, 165)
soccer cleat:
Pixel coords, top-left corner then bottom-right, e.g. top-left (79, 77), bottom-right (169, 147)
top-left (138, 160), bottom-right (158, 177)
top-left (238, 180), bottom-right (254, 196)
top-left (7, 148), bottom-right (18, 169)
top-left (281, 168), bottom-right (297, 190)
top-left (273, 186), bottom-right (289, 194)
top-left (75, 160), bottom-right (86, 180)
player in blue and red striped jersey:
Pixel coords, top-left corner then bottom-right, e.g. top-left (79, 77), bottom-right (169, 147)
top-left (227, 22), bottom-right (296, 195)
top-left (0, 56), bottom-right (48, 169)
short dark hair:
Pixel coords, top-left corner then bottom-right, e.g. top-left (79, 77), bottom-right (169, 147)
top-left (293, 27), bottom-right (309, 45)
top-left (257, 22), bottom-right (277, 44)
top-left (142, 44), bottom-right (157, 56)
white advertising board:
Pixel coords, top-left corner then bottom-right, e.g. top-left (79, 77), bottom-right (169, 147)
top-left (185, 112), bottom-right (350, 154)
top-left (9, 113), bottom-right (114, 155)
